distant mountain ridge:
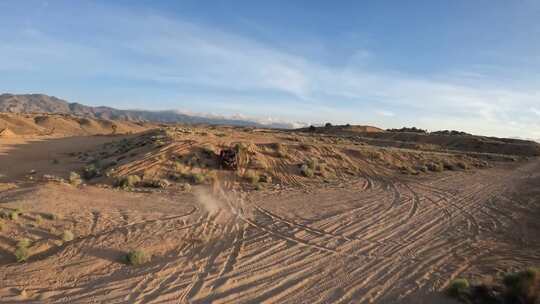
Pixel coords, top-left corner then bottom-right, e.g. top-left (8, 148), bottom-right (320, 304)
top-left (0, 93), bottom-right (294, 128)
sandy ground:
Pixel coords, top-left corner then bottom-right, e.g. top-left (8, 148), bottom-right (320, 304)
top-left (0, 135), bottom-right (133, 181)
top-left (0, 136), bottom-right (539, 303)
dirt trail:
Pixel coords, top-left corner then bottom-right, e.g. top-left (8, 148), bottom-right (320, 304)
top-left (0, 144), bottom-right (538, 302)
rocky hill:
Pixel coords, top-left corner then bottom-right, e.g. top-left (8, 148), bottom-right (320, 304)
top-left (0, 93), bottom-right (291, 128)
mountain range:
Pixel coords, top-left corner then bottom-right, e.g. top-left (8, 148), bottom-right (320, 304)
top-left (0, 93), bottom-right (298, 128)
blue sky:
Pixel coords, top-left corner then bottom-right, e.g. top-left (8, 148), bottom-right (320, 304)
top-left (1, 1), bottom-right (539, 138)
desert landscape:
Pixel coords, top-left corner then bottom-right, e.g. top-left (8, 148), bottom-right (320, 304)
top-left (1, 97), bottom-right (539, 303)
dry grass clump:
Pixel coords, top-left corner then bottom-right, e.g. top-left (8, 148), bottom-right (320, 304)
top-left (456, 161), bottom-right (469, 170)
top-left (400, 166), bottom-right (418, 175)
top-left (299, 158), bottom-right (320, 178)
top-left (244, 170), bottom-right (260, 185)
top-left (62, 230), bottom-right (75, 242)
top-left (14, 238), bottom-right (32, 263)
top-left (125, 250), bottom-right (149, 266)
top-left (190, 173), bottom-right (206, 184)
top-left (8, 210), bottom-right (20, 221)
top-left (300, 164), bottom-right (315, 177)
top-left (426, 162), bottom-right (444, 172)
top-left (35, 214), bottom-right (43, 225)
top-left (114, 175), bottom-right (141, 188)
top-left (44, 213), bottom-right (60, 220)
top-left (140, 178), bottom-right (170, 188)
top-left (415, 164), bottom-right (428, 173)
top-left (271, 143), bottom-right (287, 158)
top-left (69, 171), bottom-right (82, 186)
top-left (259, 174), bottom-right (272, 183)
top-left (443, 162), bottom-right (457, 171)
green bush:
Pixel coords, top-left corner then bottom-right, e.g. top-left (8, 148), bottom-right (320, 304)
top-left (82, 164), bottom-right (101, 179)
top-left (503, 268), bottom-right (539, 303)
top-left (126, 250), bottom-right (149, 266)
top-left (447, 278), bottom-right (470, 298)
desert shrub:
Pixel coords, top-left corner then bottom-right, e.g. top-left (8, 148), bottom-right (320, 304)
top-left (140, 179), bottom-right (170, 188)
top-left (244, 171), bottom-right (260, 184)
top-left (443, 162), bottom-right (457, 171)
top-left (44, 213), bottom-right (59, 220)
top-left (201, 146), bottom-right (214, 156)
top-left (271, 143), bottom-right (286, 157)
top-left (299, 144), bottom-right (312, 151)
top-left (14, 246), bottom-right (29, 263)
top-left (35, 215), bottom-right (43, 225)
top-left (400, 166), bottom-right (418, 175)
top-left (259, 174), bottom-right (272, 183)
top-left (305, 159), bottom-right (318, 170)
top-left (415, 164), bottom-right (428, 173)
top-left (69, 172), bottom-right (82, 186)
top-left (255, 183), bottom-right (264, 191)
top-left (234, 143), bottom-right (247, 152)
top-left (0, 220), bottom-right (4, 231)
top-left (190, 173), bottom-right (206, 184)
top-left (126, 250), bottom-right (149, 266)
top-left (186, 155), bottom-right (200, 167)
top-left (456, 161), bottom-right (469, 170)
top-left (82, 164), bottom-right (101, 179)
top-left (426, 162), bottom-right (444, 172)
top-left (114, 175), bottom-right (141, 188)
top-left (62, 230), bottom-right (75, 242)
top-left (503, 268), bottom-right (539, 303)
top-left (447, 278), bottom-right (470, 298)
top-left (366, 150), bottom-right (383, 160)
top-left (300, 164), bottom-right (314, 177)
top-left (14, 238), bottom-right (32, 262)
top-left (8, 211), bottom-right (19, 221)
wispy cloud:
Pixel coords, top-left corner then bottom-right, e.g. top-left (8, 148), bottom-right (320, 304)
top-left (0, 3), bottom-right (539, 138)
